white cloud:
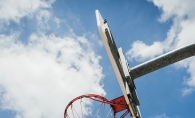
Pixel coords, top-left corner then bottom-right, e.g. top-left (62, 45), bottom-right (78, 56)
top-left (0, 32), bottom-right (105, 118)
top-left (126, 40), bottom-right (164, 62)
top-left (150, 113), bottom-right (170, 118)
top-left (0, 0), bottom-right (55, 26)
top-left (54, 17), bottom-right (61, 28)
top-left (182, 88), bottom-right (194, 96)
top-left (148, 0), bottom-right (195, 23)
top-left (0, 0), bottom-right (106, 117)
top-left (127, 0), bottom-right (195, 94)
top-left (36, 10), bottom-right (51, 30)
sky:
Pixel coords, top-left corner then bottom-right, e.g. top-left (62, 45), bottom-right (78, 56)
top-left (0, 0), bottom-right (195, 118)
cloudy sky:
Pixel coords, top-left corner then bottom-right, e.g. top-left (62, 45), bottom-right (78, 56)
top-left (0, 0), bottom-right (195, 118)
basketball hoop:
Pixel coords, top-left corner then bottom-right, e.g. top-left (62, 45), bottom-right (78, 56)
top-left (64, 94), bottom-right (130, 118)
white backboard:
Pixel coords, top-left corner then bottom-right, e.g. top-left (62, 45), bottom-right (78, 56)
top-left (95, 10), bottom-right (140, 118)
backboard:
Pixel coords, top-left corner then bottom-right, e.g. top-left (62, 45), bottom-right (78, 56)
top-left (95, 10), bottom-right (141, 118)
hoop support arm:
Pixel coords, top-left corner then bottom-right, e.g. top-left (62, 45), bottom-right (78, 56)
top-left (130, 43), bottom-right (195, 79)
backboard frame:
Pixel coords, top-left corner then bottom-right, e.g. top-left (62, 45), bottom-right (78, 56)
top-left (95, 10), bottom-right (141, 118)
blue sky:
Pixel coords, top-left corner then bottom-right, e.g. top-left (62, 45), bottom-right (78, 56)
top-left (0, 0), bottom-right (195, 118)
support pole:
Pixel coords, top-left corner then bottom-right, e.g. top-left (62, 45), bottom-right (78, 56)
top-left (130, 43), bottom-right (195, 79)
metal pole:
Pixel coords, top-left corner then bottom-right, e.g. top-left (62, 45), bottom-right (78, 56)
top-left (130, 43), bottom-right (195, 80)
